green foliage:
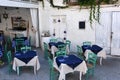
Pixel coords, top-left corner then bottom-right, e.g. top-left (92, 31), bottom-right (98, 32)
top-left (78, 0), bottom-right (118, 26)
top-left (78, 0), bottom-right (102, 26)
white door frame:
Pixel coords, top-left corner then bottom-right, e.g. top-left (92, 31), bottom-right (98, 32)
top-left (111, 11), bottom-right (120, 55)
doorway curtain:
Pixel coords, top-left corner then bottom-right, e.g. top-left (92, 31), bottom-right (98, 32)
top-left (30, 8), bottom-right (39, 47)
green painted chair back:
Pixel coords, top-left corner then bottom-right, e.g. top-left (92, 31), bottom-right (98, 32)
top-left (3, 43), bottom-right (8, 61)
top-left (15, 38), bottom-right (24, 51)
top-left (50, 38), bottom-right (57, 43)
top-left (85, 52), bottom-right (97, 80)
top-left (77, 45), bottom-right (84, 60)
top-left (83, 41), bottom-right (92, 46)
top-left (7, 51), bottom-right (20, 75)
top-left (66, 40), bottom-right (71, 50)
top-left (48, 57), bottom-right (56, 80)
top-left (7, 51), bottom-right (12, 65)
top-left (56, 50), bottom-right (66, 57)
top-left (44, 42), bottom-right (49, 59)
top-left (21, 46), bottom-right (31, 52)
top-left (7, 36), bottom-right (11, 45)
top-left (6, 36), bottom-right (12, 50)
top-left (87, 52), bottom-right (97, 67)
top-left (58, 44), bottom-right (66, 51)
top-left (7, 51), bottom-right (12, 74)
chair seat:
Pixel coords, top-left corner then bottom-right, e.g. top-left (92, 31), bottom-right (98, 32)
top-left (86, 63), bottom-right (94, 69)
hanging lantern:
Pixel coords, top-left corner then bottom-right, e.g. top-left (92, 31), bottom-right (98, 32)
top-left (64, 37), bottom-right (66, 40)
top-left (53, 33), bottom-right (55, 36)
top-left (64, 31), bottom-right (67, 34)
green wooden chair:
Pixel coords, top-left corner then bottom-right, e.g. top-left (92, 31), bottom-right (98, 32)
top-left (7, 51), bottom-right (21, 75)
top-left (58, 44), bottom-right (66, 51)
top-left (85, 52), bottom-right (97, 80)
top-left (15, 38), bottom-right (24, 52)
top-left (66, 40), bottom-right (71, 50)
top-left (7, 51), bottom-right (13, 74)
top-left (50, 38), bottom-right (57, 43)
top-left (48, 57), bottom-right (58, 80)
top-left (7, 36), bottom-right (11, 45)
top-left (77, 45), bottom-right (84, 60)
top-left (44, 42), bottom-right (50, 60)
top-left (6, 36), bottom-right (12, 50)
top-left (3, 43), bottom-right (8, 62)
top-left (56, 50), bottom-right (66, 57)
top-left (21, 46), bottom-right (31, 52)
top-left (83, 41), bottom-right (92, 46)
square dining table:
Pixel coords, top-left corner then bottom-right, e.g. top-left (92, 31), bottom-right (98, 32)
top-left (13, 50), bottom-right (40, 75)
top-left (53, 54), bottom-right (87, 80)
top-left (82, 45), bottom-right (107, 65)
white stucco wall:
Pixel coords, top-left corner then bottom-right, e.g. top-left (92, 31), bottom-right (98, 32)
top-left (39, 0), bottom-right (120, 52)
top-left (39, 1), bottom-right (96, 52)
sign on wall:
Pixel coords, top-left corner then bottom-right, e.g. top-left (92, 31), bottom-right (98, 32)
top-left (11, 17), bottom-right (27, 30)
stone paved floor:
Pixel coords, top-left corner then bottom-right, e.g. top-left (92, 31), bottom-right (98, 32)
top-left (0, 48), bottom-right (120, 80)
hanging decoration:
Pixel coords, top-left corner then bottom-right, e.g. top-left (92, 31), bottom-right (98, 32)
top-left (3, 11), bottom-right (8, 20)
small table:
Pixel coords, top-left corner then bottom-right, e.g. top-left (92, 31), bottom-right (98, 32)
top-left (53, 54), bottom-right (87, 80)
top-left (82, 45), bottom-right (107, 65)
top-left (13, 50), bottom-right (40, 75)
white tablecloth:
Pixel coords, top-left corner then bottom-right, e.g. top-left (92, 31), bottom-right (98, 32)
top-left (13, 56), bottom-right (40, 75)
top-left (53, 57), bottom-right (87, 80)
top-left (84, 49), bottom-right (107, 65)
